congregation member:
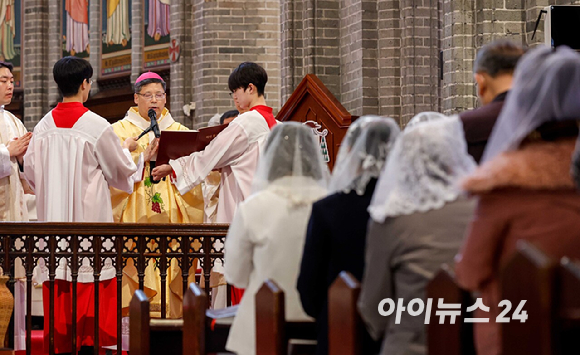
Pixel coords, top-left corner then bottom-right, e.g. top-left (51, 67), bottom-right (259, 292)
top-left (23, 56), bottom-right (144, 354)
top-left (224, 122), bottom-right (328, 355)
top-left (405, 111), bottom-right (446, 129)
top-left (460, 40), bottom-right (525, 163)
top-left (297, 115), bottom-right (400, 355)
top-left (110, 71), bottom-right (204, 317)
top-left (0, 61), bottom-right (32, 221)
top-left (455, 45), bottom-right (580, 355)
top-left (359, 116), bottom-right (477, 355)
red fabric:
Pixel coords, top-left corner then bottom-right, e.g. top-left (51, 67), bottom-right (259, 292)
top-left (14, 330), bottom-right (44, 355)
top-left (230, 286), bottom-right (245, 306)
top-left (65, 0), bottom-right (89, 24)
top-left (52, 102), bottom-right (89, 128)
top-left (251, 105), bottom-right (276, 129)
top-left (42, 279), bottom-right (118, 354)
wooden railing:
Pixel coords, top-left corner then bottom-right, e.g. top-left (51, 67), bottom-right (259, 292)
top-left (0, 222), bottom-right (229, 355)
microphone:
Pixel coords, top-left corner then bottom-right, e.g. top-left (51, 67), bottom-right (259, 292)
top-left (136, 109), bottom-right (161, 140)
top-left (148, 108), bottom-right (161, 138)
top-left (146, 109), bottom-right (162, 184)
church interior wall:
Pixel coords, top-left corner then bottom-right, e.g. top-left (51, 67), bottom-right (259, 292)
top-left (8, 0), bottom-right (580, 130)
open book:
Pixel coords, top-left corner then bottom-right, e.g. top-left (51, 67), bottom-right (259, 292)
top-left (155, 123), bottom-right (229, 165)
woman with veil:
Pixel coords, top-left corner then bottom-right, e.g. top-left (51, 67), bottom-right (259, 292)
top-left (224, 122), bottom-right (329, 355)
top-left (455, 45), bottom-right (580, 355)
top-left (358, 116), bottom-right (477, 355)
top-left (297, 115), bottom-right (400, 355)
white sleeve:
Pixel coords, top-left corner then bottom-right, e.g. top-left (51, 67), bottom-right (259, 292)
top-left (169, 122), bottom-right (250, 195)
top-left (122, 148), bottom-right (145, 184)
top-left (224, 205), bottom-right (254, 288)
top-left (22, 136), bottom-right (36, 192)
top-left (0, 144), bottom-right (10, 179)
top-left (95, 126), bottom-right (139, 194)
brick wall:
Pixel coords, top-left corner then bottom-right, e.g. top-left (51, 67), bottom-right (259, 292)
top-left (47, 0), bottom-right (61, 108)
top-left (399, 0), bottom-right (440, 124)
top-left (339, 0), bottom-right (379, 116)
top-left (191, 0), bottom-right (281, 127)
top-left (131, 0), bottom-right (144, 84)
top-left (280, 0), bottom-right (341, 103)
top-left (23, 0), bottom-right (49, 129)
top-left (89, 0), bottom-right (101, 99)
top-left (378, 0), bottom-right (402, 120)
top-left (170, 0), bottom-right (193, 126)
top-left (19, 0), bottom-right (580, 129)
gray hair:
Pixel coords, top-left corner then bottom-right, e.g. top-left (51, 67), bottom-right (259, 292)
top-left (473, 40), bottom-right (525, 77)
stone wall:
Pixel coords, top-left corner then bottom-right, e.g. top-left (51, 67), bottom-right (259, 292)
top-left (23, 0), bottom-right (49, 129)
top-left (17, 0), bottom-right (580, 128)
top-left (191, 0), bottom-right (281, 127)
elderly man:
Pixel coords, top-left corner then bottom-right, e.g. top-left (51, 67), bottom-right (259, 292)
top-left (460, 40), bottom-right (525, 163)
top-left (110, 71), bottom-right (204, 317)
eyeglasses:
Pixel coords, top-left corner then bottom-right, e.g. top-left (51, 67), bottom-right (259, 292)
top-left (137, 93), bottom-right (166, 101)
top-left (88, 79), bottom-right (94, 85)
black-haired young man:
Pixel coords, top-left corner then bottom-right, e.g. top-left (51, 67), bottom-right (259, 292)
top-left (23, 56), bottom-right (151, 354)
top-left (24, 56), bottom-right (147, 222)
top-left (153, 62), bottom-right (276, 223)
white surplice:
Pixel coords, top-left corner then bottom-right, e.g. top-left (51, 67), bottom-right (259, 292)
top-left (23, 109), bottom-right (142, 222)
top-left (224, 176), bottom-right (327, 355)
top-left (170, 110), bottom-right (270, 223)
top-left (0, 107), bottom-right (30, 221)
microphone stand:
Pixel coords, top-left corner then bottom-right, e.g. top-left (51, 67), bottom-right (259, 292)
top-left (141, 108), bottom-right (162, 184)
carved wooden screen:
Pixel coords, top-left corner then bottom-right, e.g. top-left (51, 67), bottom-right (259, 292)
top-left (276, 74), bottom-right (353, 171)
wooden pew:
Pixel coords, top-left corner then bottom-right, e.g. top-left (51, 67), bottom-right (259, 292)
top-left (130, 290), bottom-right (184, 355)
top-left (130, 283), bottom-right (233, 355)
top-left (328, 271), bottom-right (362, 355)
top-left (183, 283), bottom-right (207, 355)
top-left (255, 279), bottom-right (317, 355)
top-left (501, 240), bottom-right (580, 355)
top-left (426, 264), bottom-right (476, 355)
top-left (553, 257), bottom-right (580, 354)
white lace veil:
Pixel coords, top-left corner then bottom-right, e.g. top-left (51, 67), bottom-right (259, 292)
top-left (405, 111), bottom-right (448, 129)
top-left (482, 45), bottom-right (580, 162)
top-left (251, 122), bottom-right (329, 203)
top-left (328, 116), bottom-right (400, 195)
top-left (368, 116), bottom-right (476, 223)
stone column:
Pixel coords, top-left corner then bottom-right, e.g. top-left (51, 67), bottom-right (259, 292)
top-left (441, 0), bottom-right (476, 116)
top-left (378, 0), bottom-right (402, 121)
top-left (47, 0), bottom-right (61, 108)
top-left (89, 0), bottom-right (101, 96)
top-left (131, 0), bottom-right (144, 84)
top-left (192, 0), bottom-right (281, 125)
top-left (170, 0), bottom-right (193, 126)
top-left (23, 0), bottom-right (49, 129)
top-left (399, 0), bottom-right (441, 123)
